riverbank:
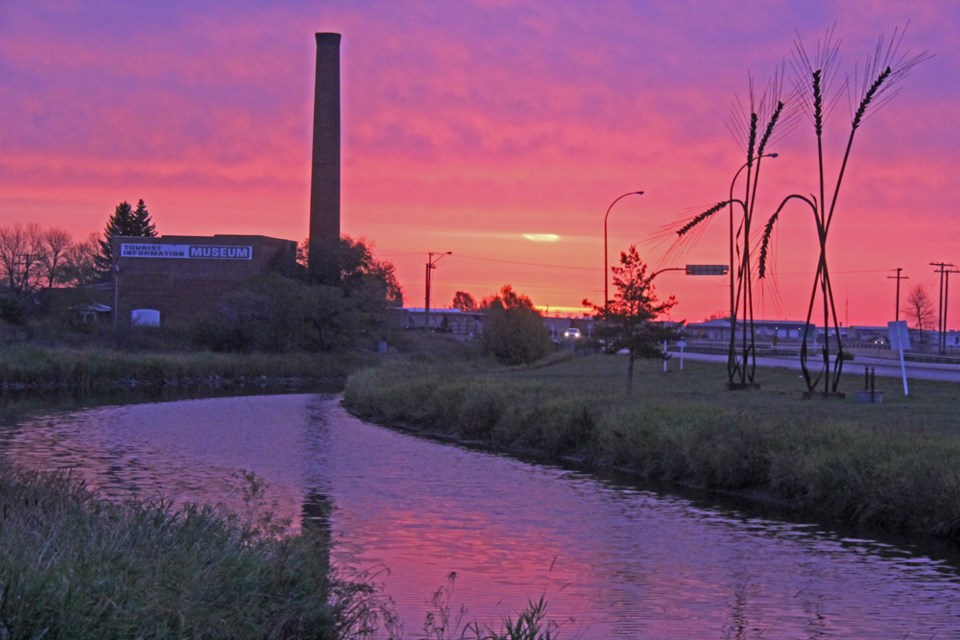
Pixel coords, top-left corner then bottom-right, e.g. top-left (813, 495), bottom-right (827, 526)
top-left (0, 467), bottom-right (384, 639)
top-left (342, 350), bottom-right (960, 543)
top-left (1, 464), bottom-right (562, 639)
top-left (0, 344), bottom-right (376, 393)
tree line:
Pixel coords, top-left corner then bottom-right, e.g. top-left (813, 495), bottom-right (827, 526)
top-left (0, 198), bottom-right (413, 355)
top-left (0, 199), bottom-right (157, 297)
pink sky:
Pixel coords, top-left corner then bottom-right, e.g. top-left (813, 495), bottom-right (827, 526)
top-left (2, 1), bottom-right (958, 326)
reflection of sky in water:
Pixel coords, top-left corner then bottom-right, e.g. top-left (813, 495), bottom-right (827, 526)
top-left (3, 394), bottom-right (960, 638)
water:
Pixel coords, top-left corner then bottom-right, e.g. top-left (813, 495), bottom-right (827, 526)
top-left (3, 393), bottom-right (960, 638)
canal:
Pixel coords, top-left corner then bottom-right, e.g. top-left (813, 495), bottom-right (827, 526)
top-left (2, 393), bottom-right (959, 638)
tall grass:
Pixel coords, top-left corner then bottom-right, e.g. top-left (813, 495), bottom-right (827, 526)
top-left (0, 466), bottom-right (565, 639)
top-left (420, 572), bottom-right (561, 640)
top-left (0, 467), bottom-right (406, 639)
top-left (344, 354), bottom-right (960, 542)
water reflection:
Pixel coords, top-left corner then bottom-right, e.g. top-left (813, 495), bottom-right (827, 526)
top-left (2, 394), bottom-right (960, 638)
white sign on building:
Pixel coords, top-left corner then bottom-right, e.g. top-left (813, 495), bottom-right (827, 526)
top-left (120, 244), bottom-right (253, 260)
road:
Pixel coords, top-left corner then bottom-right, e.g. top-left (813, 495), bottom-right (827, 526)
top-left (676, 350), bottom-right (960, 383)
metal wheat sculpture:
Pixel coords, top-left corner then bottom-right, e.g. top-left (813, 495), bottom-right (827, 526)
top-left (675, 73), bottom-right (791, 389)
top-left (758, 27), bottom-right (929, 396)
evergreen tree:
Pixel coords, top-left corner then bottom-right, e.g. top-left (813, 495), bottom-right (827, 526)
top-left (584, 245), bottom-right (681, 394)
top-left (95, 199), bottom-right (157, 276)
top-left (130, 199), bottom-right (157, 237)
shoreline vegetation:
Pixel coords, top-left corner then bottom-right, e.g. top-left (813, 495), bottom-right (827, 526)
top-left (4, 336), bottom-right (960, 545)
top-left (0, 468), bottom-right (560, 639)
top-left (0, 344), bottom-right (375, 394)
top-left (0, 467), bottom-right (353, 639)
top-left (3, 336), bottom-right (960, 637)
top-left (342, 341), bottom-right (960, 544)
top-left (0, 340), bottom-right (563, 639)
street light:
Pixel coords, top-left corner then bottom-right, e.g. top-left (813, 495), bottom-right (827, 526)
top-left (727, 152), bottom-right (777, 382)
top-left (649, 264), bottom-right (728, 371)
top-left (424, 251), bottom-right (452, 330)
top-left (651, 264), bottom-right (728, 281)
top-left (728, 152), bottom-right (777, 328)
top-left (604, 191), bottom-right (644, 310)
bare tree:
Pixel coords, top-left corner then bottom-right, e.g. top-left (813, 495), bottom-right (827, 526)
top-left (61, 233), bottom-right (101, 288)
top-left (37, 227), bottom-right (73, 288)
top-left (903, 284), bottom-right (936, 345)
top-left (0, 223), bottom-right (44, 295)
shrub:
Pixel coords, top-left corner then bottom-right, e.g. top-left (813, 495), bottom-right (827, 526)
top-left (479, 286), bottom-right (552, 365)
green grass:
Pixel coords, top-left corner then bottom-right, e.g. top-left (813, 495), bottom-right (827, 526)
top-left (0, 467), bottom-right (404, 639)
top-left (343, 351), bottom-right (960, 542)
top-left (0, 344), bottom-right (376, 393)
top-left (0, 466), bottom-right (565, 639)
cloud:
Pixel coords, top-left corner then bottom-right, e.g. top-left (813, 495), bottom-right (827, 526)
top-left (522, 233), bottom-right (560, 242)
top-left (0, 0), bottom-right (955, 324)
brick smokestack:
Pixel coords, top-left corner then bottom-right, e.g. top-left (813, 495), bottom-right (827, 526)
top-left (309, 32), bottom-right (341, 284)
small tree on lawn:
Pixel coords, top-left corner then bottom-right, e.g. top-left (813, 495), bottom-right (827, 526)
top-left (903, 284), bottom-right (936, 345)
top-left (584, 245), bottom-right (680, 394)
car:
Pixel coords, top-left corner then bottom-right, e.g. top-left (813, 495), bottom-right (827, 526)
top-left (562, 328), bottom-right (581, 340)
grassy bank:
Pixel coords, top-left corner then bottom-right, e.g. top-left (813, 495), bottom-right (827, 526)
top-left (0, 344), bottom-right (377, 393)
top-left (1, 467), bottom-right (563, 639)
top-left (343, 351), bottom-right (960, 542)
top-left (0, 467), bottom-right (394, 639)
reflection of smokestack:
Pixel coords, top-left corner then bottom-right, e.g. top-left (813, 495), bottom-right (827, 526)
top-left (309, 32), bottom-right (341, 284)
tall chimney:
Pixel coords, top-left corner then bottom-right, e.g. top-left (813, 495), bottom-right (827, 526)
top-left (309, 32), bottom-right (341, 284)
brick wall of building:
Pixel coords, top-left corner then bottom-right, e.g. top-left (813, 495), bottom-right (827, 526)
top-left (111, 234), bottom-right (298, 325)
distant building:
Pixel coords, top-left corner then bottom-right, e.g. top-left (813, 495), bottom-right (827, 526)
top-left (685, 319), bottom-right (814, 343)
top-left (401, 308), bottom-right (484, 339)
top-left (399, 308), bottom-right (594, 343)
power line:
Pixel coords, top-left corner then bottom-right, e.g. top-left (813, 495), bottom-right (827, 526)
top-left (452, 254), bottom-right (597, 271)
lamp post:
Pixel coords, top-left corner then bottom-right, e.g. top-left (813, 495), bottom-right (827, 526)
top-left (604, 191), bottom-right (644, 310)
top-left (728, 153), bottom-right (777, 326)
top-left (649, 264), bottom-right (728, 371)
top-left (650, 264), bottom-right (728, 282)
top-left (727, 152), bottom-right (777, 383)
top-left (424, 251), bottom-right (452, 331)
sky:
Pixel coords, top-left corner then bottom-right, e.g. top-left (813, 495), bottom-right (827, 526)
top-left (2, 0), bottom-right (958, 326)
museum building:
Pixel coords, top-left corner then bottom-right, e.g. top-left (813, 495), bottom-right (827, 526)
top-left (103, 32), bottom-right (343, 327)
top-left (110, 234), bottom-right (298, 326)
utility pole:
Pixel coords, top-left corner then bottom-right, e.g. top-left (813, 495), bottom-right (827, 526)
top-left (887, 268), bottom-right (909, 323)
top-left (113, 256), bottom-right (121, 328)
top-left (930, 261), bottom-right (956, 354)
top-left (424, 251), bottom-right (452, 331)
top-left (946, 268), bottom-right (960, 353)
